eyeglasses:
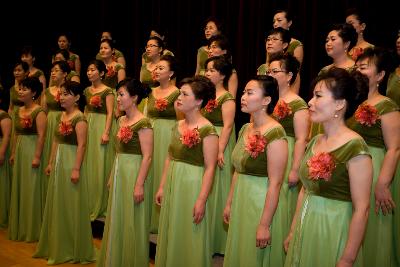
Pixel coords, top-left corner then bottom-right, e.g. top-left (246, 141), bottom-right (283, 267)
top-left (266, 69), bottom-right (287, 75)
top-left (266, 37), bottom-right (283, 42)
top-left (145, 44), bottom-right (159, 49)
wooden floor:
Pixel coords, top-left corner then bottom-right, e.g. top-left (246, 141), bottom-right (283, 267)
top-left (0, 227), bottom-right (155, 267)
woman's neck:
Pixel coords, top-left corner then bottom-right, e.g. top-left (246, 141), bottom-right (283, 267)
top-left (251, 110), bottom-right (269, 129)
top-left (184, 110), bottom-right (202, 127)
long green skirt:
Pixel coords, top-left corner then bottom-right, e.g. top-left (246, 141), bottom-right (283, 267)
top-left (393, 162), bottom-right (400, 266)
top-left (284, 193), bottom-right (363, 267)
top-left (33, 143), bottom-right (96, 264)
top-left (155, 160), bottom-right (212, 267)
top-left (149, 118), bottom-right (176, 233)
top-left (208, 125), bottom-right (235, 254)
top-left (41, 110), bottom-right (61, 208)
top-left (8, 135), bottom-right (44, 242)
top-left (363, 146), bottom-right (396, 267)
top-left (98, 153), bottom-right (150, 267)
top-left (0, 137), bottom-right (10, 228)
top-left (85, 112), bottom-right (115, 220)
top-left (223, 173), bottom-right (287, 267)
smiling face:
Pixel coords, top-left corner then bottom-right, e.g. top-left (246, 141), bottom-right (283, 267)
top-left (17, 84), bottom-right (35, 103)
top-left (204, 21), bottom-right (219, 40)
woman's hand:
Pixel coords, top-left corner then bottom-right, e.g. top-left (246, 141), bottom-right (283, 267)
top-left (256, 224), bottom-right (271, 248)
top-left (32, 156), bottom-right (40, 168)
top-left (193, 199), bottom-right (206, 224)
top-left (71, 169), bottom-right (80, 184)
top-left (375, 181), bottom-right (396, 215)
top-left (155, 188), bottom-right (164, 206)
top-left (134, 184), bottom-right (144, 204)
top-left (101, 133), bottom-right (110, 144)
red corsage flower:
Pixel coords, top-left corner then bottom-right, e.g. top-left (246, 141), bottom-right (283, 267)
top-left (354, 103), bottom-right (379, 127)
top-left (117, 126), bottom-right (133, 144)
top-left (106, 65), bottom-right (115, 77)
top-left (89, 95), bottom-right (102, 108)
top-left (245, 133), bottom-right (267, 159)
top-left (350, 47), bottom-right (364, 61)
top-left (155, 98), bottom-right (168, 111)
top-left (54, 90), bottom-right (61, 102)
top-left (180, 127), bottom-right (201, 148)
top-left (58, 121), bottom-right (73, 136)
top-left (204, 99), bottom-right (218, 113)
top-left (307, 152), bottom-right (336, 181)
top-left (20, 117), bottom-right (32, 129)
top-left (273, 100), bottom-right (292, 120)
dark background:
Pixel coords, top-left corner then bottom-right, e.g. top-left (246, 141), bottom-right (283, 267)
top-left (1, 0), bottom-right (399, 130)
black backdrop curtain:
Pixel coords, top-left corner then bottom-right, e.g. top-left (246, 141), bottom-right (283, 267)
top-left (1, 0), bottom-right (398, 130)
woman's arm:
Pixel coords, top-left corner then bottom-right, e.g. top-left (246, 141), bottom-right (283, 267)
top-left (40, 90), bottom-right (48, 112)
top-left (193, 133), bottom-right (218, 224)
top-left (117, 56), bottom-right (126, 68)
top-left (288, 109), bottom-right (310, 186)
top-left (32, 110), bottom-right (47, 168)
top-left (228, 72), bottom-right (238, 98)
top-left (375, 111), bottom-right (400, 214)
top-left (117, 67), bottom-right (126, 84)
top-left (223, 171), bottom-right (238, 224)
top-left (74, 57), bottom-right (81, 76)
top-left (39, 74), bottom-right (47, 92)
top-left (338, 154), bottom-right (372, 266)
top-left (217, 100), bottom-right (235, 167)
top-left (155, 155), bottom-right (171, 205)
top-left (134, 127), bottom-right (153, 203)
top-left (257, 138), bottom-right (288, 248)
top-left (102, 93), bottom-right (114, 144)
top-left (0, 118), bottom-right (11, 165)
top-left (70, 120), bottom-right (88, 183)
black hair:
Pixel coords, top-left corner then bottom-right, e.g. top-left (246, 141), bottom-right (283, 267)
top-left (251, 75), bottom-right (279, 114)
top-left (14, 60), bottom-right (29, 73)
top-left (330, 23), bottom-right (358, 51)
top-left (204, 17), bottom-right (224, 34)
top-left (116, 78), bottom-right (151, 105)
top-left (345, 8), bottom-right (368, 24)
top-left (269, 53), bottom-right (300, 85)
top-left (20, 76), bottom-right (43, 100)
top-left (87, 59), bottom-right (106, 79)
top-left (179, 76), bottom-right (216, 108)
top-left (274, 9), bottom-right (293, 23)
top-left (21, 45), bottom-right (36, 58)
top-left (311, 67), bottom-right (369, 119)
top-left (61, 81), bottom-right (86, 111)
top-left (148, 36), bottom-right (165, 53)
top-left (267, 27), bottom-right (291, 47)
top-left (160, 54), bottom-right (179, 80)
top-left (52, 60), bottom-right (71, 74)
top-left (54, 49), bottom-right (70, 61)
top-left (204, 56), bottom-right (233, 89)
top-left (356, 47), bottom-right (398, 95)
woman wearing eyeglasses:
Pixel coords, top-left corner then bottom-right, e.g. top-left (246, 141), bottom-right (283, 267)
top-left (257, 28), bottom-right (291, 78)
top-left (267, 53), bottom-right (310, 233)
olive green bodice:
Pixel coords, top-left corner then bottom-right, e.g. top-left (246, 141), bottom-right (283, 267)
top-left (232, 123), bottom-right (286, 177)
top-left (84, 87), bottom-right (114, 114)
top-left (0, 111), bottom-right (11, 137)
top-left (201, 92), bottom-right (235, 126)
top-left (147, 89), bottom-right (179, 119)
top-left (114, 117), bottom-right (152, 155)
top-left (300, 135), bottom-right (370, 202)
top-left (14, 107), bottom-right (44, 135)
top-left (45, 88), bottom-right (63, 111)
top-left (274, 98), bottom-right (308, 137)
top-left (54, 113), bottom-right (87, 145)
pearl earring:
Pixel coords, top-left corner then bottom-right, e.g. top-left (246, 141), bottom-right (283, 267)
top-left (334, 114), bottom-right (339, 118)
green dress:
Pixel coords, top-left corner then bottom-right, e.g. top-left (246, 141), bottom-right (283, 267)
top-left (139, 65), bottom-right (159, 113)
top-left (96, 49), bottom-right (125, 63)
top-left (387, 70), bottom-right (400, 107)
top-left (83, 87), bottom-right (116, 220)
top-left (197, 46), bottom-right (209, 76)
top-left (347, 98), bottom-right (399, 267)
top-left (42, 88), bottom-right (63, 206)
top-left (309, 65), bottom-right (356, 138)
top-left (98, 118), bottom-right (153, 267)
top-left (273, 98), bottom-right (308, 228)
top-left (147, 89), bottom-right (180, 233)
top-left (223, 124), bottom-right (288, 267)
top-left (8, 107), bottom-right (46, 242)
top-left (284, 136), bottom-right (370, 267)
top-left (142, 49), bottom-right (174, 63)
top-left (287, 39), bottom-right (303, 56)
top-left (33, 113), bottom-right (95, 265)
top-left (201, 91), bottom-right (236, 254)
top-left (0, 111), bottom-right (11, 228)
top-left (155, 123), bottom-right (218, 267)
top-left (102, 63), bottom-right (125, 89)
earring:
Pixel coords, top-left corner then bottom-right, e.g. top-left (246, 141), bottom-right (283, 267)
top-left (334, 113), bottom-right (339, 118)
top-left (168, 76), bottom-right (171, 81)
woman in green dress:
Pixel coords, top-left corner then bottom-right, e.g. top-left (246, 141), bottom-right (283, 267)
top-left (40, 60), bottom-right (69, 206)
top-left (155, 76), bottom-right (218, 267)
top-left (99, 39), bottom-right (126, 89)
top-left (268, 53), bottom-right (310, 232)
top-left (272, 9), bottom-right (304, 94)
top-left (347, 48), bottom-right (400, 267)
top-left (203, 55), bottom-right (235, 254)
top-left (147, 55), bottom-right (181, 233)
top-left (8, 77), bottom-right (46, 242)
top-left (51, 49), bottom-right (80, 85)
top-left (0, 110), bottom-right (11, 228)
top-left (20, 45), bottom-right (46, 92)
top-left (309, 23), bottom-right (358, 139)
top-left (96, 31), bottom-right (126, 67)
top-left (84, 60), bottom-right (115, 220)
top-left (284, 68), bottom-right (372, 267)
top-left (386, 33), bottom-right (400, 107)
top-left (98, 78), bottom-right (153, 267)
top-left (54, 34), bottom-right (81, 75)
top-left (223, 75), bottom-right (288, 267)
top-left (195, 17), bottom-right (222, 76)
top-left (34, 81), bottom-right (95, 264)
top-left (8, 61), bottom-right (29, 117)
